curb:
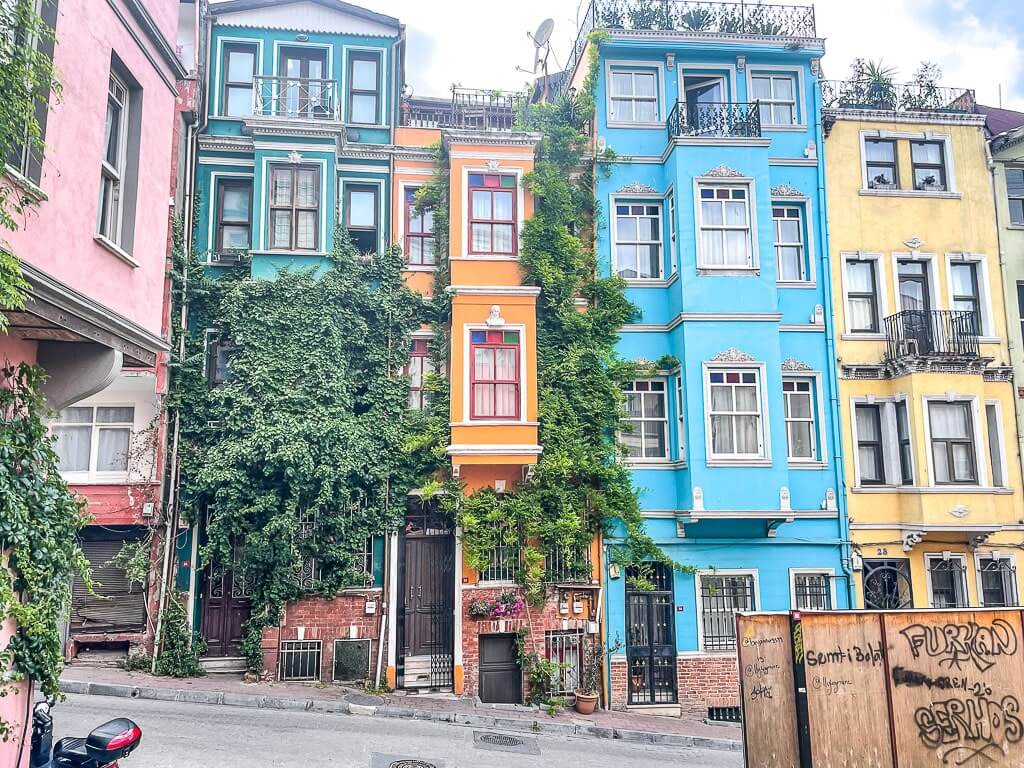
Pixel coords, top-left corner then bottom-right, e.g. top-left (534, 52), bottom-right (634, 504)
top-left (59, 679), bottom-right (742, 753)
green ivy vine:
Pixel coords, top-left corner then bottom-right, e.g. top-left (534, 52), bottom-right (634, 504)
top-left (0, 364), bottom-right (89, 740)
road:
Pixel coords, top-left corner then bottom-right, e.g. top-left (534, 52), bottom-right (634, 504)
top-left (52, 693), bottom-right (741, 767)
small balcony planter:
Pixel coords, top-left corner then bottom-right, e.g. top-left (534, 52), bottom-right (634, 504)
top-left (468, 592), bottom-right (525, 619)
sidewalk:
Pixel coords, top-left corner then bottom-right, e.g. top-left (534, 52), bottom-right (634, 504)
top-left (59, 663), bottom-right (742, 752)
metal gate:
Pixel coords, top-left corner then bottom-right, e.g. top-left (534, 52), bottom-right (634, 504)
top-left (625, 563), bottom-right (677, 705)
top-left (398, 499), bottom-right (455, 689)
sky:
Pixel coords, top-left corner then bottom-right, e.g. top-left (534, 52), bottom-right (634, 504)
top-left (370, 0), bottom-right (1024, 110)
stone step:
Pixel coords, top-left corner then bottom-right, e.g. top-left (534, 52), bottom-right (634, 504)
top-left (199, 656), bottom-right (247, 674)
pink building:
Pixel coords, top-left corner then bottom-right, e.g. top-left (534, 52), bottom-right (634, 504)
top-left (1, 0), bottom-right (190, 763)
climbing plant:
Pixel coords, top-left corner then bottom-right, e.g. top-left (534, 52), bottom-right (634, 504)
top-left (171, 227), bottom-right (431, 669)
top-left (0, 364), bottom-right (89, 740)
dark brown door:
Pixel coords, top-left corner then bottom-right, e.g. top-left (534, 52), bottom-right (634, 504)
top-left (201, 561), bottom-right (251, 657)
top-left (479, 634), bottom-right (522, 704)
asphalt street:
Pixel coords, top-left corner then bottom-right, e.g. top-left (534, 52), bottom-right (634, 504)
top-left (51, 693), bottom-right (742, 767)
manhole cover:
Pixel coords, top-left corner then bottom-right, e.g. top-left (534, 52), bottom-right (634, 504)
top-left (480, 734), bottom-right (524, 747)
top-left (389, 761), bottom-right (437, 768)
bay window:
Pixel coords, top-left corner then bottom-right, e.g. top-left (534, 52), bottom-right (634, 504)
top-left (470, 329), bottom-right (520, 419)
top-left (614, 202), bottom-right (661, 279)
top-left (620, 380), bottom-right (668, 460)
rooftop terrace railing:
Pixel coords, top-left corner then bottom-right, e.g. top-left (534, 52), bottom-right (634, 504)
top-left (561, 0), bottom-right (817, 97)
top-left (401, 87), bottom-right (527, 131)
top-left (821, 80), bottom-right (976, 114)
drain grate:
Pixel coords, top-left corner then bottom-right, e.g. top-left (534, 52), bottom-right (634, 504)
top-left (472, 731), bottom-right (540, 755)
top-left (389, 761), bottom-right (437, 768)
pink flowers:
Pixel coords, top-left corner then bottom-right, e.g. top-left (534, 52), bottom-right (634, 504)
top-left (468, 592), bottom-right (524, 619)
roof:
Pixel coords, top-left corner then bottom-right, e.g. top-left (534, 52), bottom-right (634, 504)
top-left (208, 0), bottom-right (400, 30)
top-left (976, 103), bottom-right (1024, 138)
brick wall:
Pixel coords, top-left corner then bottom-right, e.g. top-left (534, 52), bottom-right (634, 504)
top-left (260, 590), bottom-right (387, 684)
top-left (460, 585), bottom-right (596, 700)
top-left (609, 654), bottom-right (739, 717)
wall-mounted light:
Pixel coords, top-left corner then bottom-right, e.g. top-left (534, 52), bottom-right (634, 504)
top-left (608, 563), bottom-right (621, 579)
top-left (296, 33), bottom-right (309, 42)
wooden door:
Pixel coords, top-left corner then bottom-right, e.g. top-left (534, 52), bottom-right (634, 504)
top-left (479, 634), bottom-right (522, 704)
top-left (201, 560), bottom-right (251, 657)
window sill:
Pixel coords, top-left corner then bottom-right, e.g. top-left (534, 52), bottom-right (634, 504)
top-left (623, 273), bottom-right (678, 288)
top-left (978, 336), bottom-right (1002, 344)
top-left (706, 458), bottom-right (771, 467)
top-left (456, 254), bottom-right (519, 261)
top-left (762, 124), bottom-right (808, 132)
top-left (1006, 224), bottom-right (1024, 230)
top-left (469, 580), bottom-right (518, 589)
top-left (777, 280), bottom-right (816, 289)
top-left (94, 235), bottom-right (139, 268)
top-left (450, 420), bottom-right (538, 427)
top-left (853, 484), bottom-right (1013, 494)
top-left (404, 264), bottom-right (438, 272)
top-left (788, 461), bottom-right (827, 470)
top-left (623, 460), bottom-right (686, 469)
top-left (60, 472), bottom-right (131, 485)
top-left (840, 332), bottom-right (885, 341)
top-left (4, 165), bottom-right (47, 203)
top-left (859, 188), bottom-right (961, 200)
top-left (346, 122), bottom-right (388, 131)
top-left (252, 249), bottom-right (328, 257)
top-left (696, 267), bottom-right (759, 276)
top-left (607, 121), bottom-right (664, 130)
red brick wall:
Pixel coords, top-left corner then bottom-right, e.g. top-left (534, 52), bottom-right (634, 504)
top-left (460, 586), bottom-right (596, 700)
top-left (260, 590), bottom-right (387, 684)
top-left (609, 654), bottom-right (740, 717)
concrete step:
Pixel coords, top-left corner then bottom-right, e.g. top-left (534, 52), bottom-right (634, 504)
top-left (199, 656), bottom-right (247, 674)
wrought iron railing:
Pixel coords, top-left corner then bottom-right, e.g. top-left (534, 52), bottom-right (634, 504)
top-left (543, 544), bottom-right (593, 583)
top-left (667, 100), bottom-right (761, 139)
top-left (979, 558), bottom-right (1019, 608)
top-left (545, 630), bottom-right (587, 695)
top-left (884, 310), bottom-right (980, 360)
top-left (560, 0), bottom-right (816, 97)
top-left (821, 79), bottom-right (976, 114)
top-left (253, 76), bottom-right (339, 120)
top-left (699, 574), bottom-right (754, 651)
top-left (401, 87), bottom-right (526, 131)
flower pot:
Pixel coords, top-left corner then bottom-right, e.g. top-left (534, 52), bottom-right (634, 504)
top-left (574, 690), bottom-right (599, 715)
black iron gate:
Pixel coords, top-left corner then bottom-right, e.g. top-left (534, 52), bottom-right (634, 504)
top-left (398, 499), bottom-right (455, 688)
top-left (625, 563), bottom-right (678, 705)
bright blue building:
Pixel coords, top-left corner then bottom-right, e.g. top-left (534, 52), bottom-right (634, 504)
top-left (563, 1), bottom-right (851, 716)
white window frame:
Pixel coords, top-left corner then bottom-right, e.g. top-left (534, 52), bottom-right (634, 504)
top-left (773, 204), bottom-right (808, 283)
top-left (703, 362), bottom-right (770, 465)
top-left (924, 552), bottom-right (969, 609)
top-left (891, 252), bottom-right (940, 315)
top-left (97, 71), bottom-right (129, 246)
top-left (694, 568), bottom-right (759, 654)
top-left (974, 551), bottom-right (1018, 608)
top-left (922, 395), bottom-right (984, 488)
top-left (694, 179), bottom-right (757, 270)
top-left (674, 374), bottom-right (685, 464)
top-left (840, 251), bottom-right (888, 338)
top-left (984, 400), bottom-right (1009, 488)
top-left (782, 374), bottom-right (822, 464)
top-left (611, 198), bottom-right (663, 280)
top-left (944, 252), bottom-right (996, 341)
top-left (51, 404), bottom-right (136, 483)
top-left (858, 131), bottom-right (957, 194)
top-left (667, 187), bottom-right (677, 275)
top-left (605, 61), bottom-right (663, 127)
top-left (749, 70), bottom-right (802, 128)
top-left (849, 396), bottom-right (915, 488)
top-left (788, 568), bottom-right (836, 610)
top-left (619, 378), bottom-right (670, 462)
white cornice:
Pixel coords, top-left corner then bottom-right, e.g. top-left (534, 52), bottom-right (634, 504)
top-left (824, 108), bottom-right (986, 127)
top-left (446, 444), bottom-right (543, 456)
top-left (605, 28), bottom-right (824, 50)
top-left (446, 285), bottom-right (541, 296)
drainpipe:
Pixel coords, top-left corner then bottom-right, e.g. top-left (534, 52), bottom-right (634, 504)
top-left (812, 70), bottom-right (856, 609)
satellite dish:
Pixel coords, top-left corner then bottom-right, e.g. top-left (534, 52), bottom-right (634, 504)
top-left (533, 18), bottom-right (554, 48)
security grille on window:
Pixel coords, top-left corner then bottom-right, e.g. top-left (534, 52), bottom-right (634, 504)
top-left (610, 69), bottom-right (658, 123)
top-left (862, 559), bottom-right (912, 609)
top-left (699, 574), bottom-right (755, 651)
top-left (405, 339), bottom-right (433, 411)
top-left (355, 535), bottom-right (374, 584)
top-left (783, 377), bottom-right (817, 461)
top-left (620, 380), bottom-right (668, 460)
top-left (793, 573), bottom-right (831, 610)
top-left (480, 523), bottom-right (521, 582)
top-left (404, 187), bottom-right (435, 265)
top-left (614, 202), bottom-right (662, 279)
top-left (845, 258), bottom-right (880, 332)
top-left (269, 165), bottom-right (319, 251)
top-left (698, 185), bottom-right (751, 268)
top-left (911, 140), bottom-right (947, 190)
top-left (1008, 169), bottom-right (1024, 225)
top-left (545, 631), bottom-right (585, 696)
top-left (216, 180), bottom-right (252, 252)
top-left (52, 406), bottom-right (134, 476)
top-left (865, 139), bottom-right (898, 189)
top-left (950, 262), bottom-right (981, 334)
top-left (773, 206), bottom-right (805, 281)
top-left (98, 72), bottom-right (129, 244)
top-left (707, 368), bottom-right (762, 458)
top-left (752, 74), bottom-right (797, 126)
top-left (978, 556), bottom-right (1018, 607)
top-left (279, 640), bottom-right (322, 681)
top-left (470, 329), bottom-right (520, 419)
top-left (928, 401), bottom-right (977, 485)
top-left (222, 43), bottom-right (256, 117)
top-left (927, 555), bottom-right (968, 608)
top-left (469, 173), bottom-right (516, 255)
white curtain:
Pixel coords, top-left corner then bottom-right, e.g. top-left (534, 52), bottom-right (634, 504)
top-left (97, 428), bottom-right (130, 472)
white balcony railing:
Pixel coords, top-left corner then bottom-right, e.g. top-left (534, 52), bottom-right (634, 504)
top-left (252, 76), bottom-right (339, 121)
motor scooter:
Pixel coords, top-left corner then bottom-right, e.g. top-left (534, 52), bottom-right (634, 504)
top-left (30, 701), bottom-right (142, 768)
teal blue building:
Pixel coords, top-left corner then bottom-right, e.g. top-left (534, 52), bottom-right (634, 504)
top-left (561, 1), bottom-right (851, 716)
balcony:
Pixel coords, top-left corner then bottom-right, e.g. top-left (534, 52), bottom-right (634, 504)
top-left (667, 100), bottom-right (761, 139)
top-left (884, 310), bottom-right (980, 361)
top-left (821, 80), bottom-right (976, 114)
top-left (400, 87), bottom-right (526, 132)
top-left (562, 0), bottom-right (817, 97)
top-left (252, 76), bottom-right (340, 121)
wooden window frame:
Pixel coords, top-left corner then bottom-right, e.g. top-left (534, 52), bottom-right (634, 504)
top-left (222, 42), bottom-right (257, 117)
top-left (347, 50), bottom-right (381, 125)
top-left (405, 339), bottom-right (432, 411)
top-left (268, 164), bottom-right (320, 252)
top-left (468, 173), bottom-right (518, 256)
top-left (216, 179), bottom-right (252, 253)
top-left (469, 330), bottom-right (521, 420)
top-left (344, 183), bottom-right (379, 253)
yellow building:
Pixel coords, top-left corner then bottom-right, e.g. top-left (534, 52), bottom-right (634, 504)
top-left (824, 81), bottom-right (1024, 610)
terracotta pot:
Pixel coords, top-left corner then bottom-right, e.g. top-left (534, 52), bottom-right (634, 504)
top-left (574, 690), bottom-right (599, 715)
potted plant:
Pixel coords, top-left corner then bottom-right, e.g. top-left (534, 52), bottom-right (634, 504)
top-left (917, 174), bottom-right (945, 192)
top-left (870, 173), bottom-right (897, 191)
top-left (627, 0), bottom-right (658, 30)
top-left (574, 641), bottom-right (603, 715)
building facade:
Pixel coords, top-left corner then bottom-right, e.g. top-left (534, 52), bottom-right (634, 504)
top-left (1, 0), bottom-right (186, 754)
top-left (825, 82), bottom-right (1024, 611)
top-left (561, 1), bottom-right (849, 717)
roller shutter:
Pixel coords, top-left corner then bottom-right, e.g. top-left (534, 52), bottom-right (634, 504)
top-left (71, 537), bottom-right (147, 633)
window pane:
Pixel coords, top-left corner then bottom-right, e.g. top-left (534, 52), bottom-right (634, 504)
top-left (723, 230), bottom-right (748, 264)
top-left (634, 72), bottom-right (656, 97)
top-left (724, 201), bottom-right (746, 226)
top-left (616, 245), bottom-right (637, 278)
top-left (53, 426), bottom-right (91, 471)
top-left (296, 170), bottom-right (317, 206)
top-left (621, 428), bottom-right (642, 458)
top-left (932, 444), bottom-right (951, 483)
top-left (611, 72), bottom-right (631, 96)
top-left (227, 49), bottom-right (255, 83)
top-left (351, 58), bottom-right (378, 90)
top-left (701, 231), bottom-right (723, 265)
top-left (735, 385), bottom-right (758, 412)
top-left (221, 225), bottom-right (250, 250)
top-left (701, 200), bottom-right (723, 226)
top-left (789, 422), bottom-right (813, 458)
top-left (788, 391), bottom-right (812, 418)
top-left (710, 385), bottom-right (733, 412)
top-left (859, 446), bottom-right (882, 482)
top-left (930, 403), bottom-right (969, 438)
top-left (347, 190), bottom-right (375, 227)
top-left (492, 224), bottom-right (514, 253)
top-left (848, 297), bottom-right (875, 331)
top-left (58, 407), bottom-right (93, 424)
top-left (617, 216), bottom-right (637, 241)
top-left (846, 261), bottom-right (874, 292)
top-left (104, 99), bottom-right (121, 167)
top-left (952, 444), bottom-right (974, 481)
top-left (1011, 199), bottom-right (1024, 226)
top-left (350, 93), bottom-right (378, 123)
top-left (951, 263), bottom-right (976, 297)
top-left (225, 86), bottom-right (252, 117)
top-left (751, 76), bottom-right (771, 100)
top-left (735, 415), bottom-right (759, 453)
top-left (774, 76), bottom-right (793, 99)
top-left (494, 348), bottom-right (516, 379)
top-left (495, 384), bottom-right (517, 417)
top-left (296, 211), bottom-right (317, 249)
top-left (856, 406), bottom-right (879, 440)
top-left (912, 142), bottom-right (942, 164)
top-left (492, 191), bottom-right (514, 221)
top-left (639, 244), bottom-right (660, 278)
top-left (272, 170), bottom-right (293, 205)
top-left (610, 99), bottom-right (631, 121)
top-left (711, 414), bottom-right (734, 454)
top-left (865, 140), bottom-right (895, 162)
top-left (271, 210), bottom-right (292, 248)
top-left (472, 190), bottom-right (492, 219)
top-left (471, 223), bottom-right (491, 251)
top-left (778, 219), bottom-right (800, 243)
top-left (987, 405), bottom-right (1004, 487)
top-left (772, 103), bottom-right (794, 125)
top-left (643, 421), bottom-right (666, 458)
top-left (97, 406), bottom-right (133, 423)
top-left (97, 428), bottom-right (130, 471)
top-left (778, 247), bottom-right (802, 280)
top-left (473, 383), bottom-right (495, 417)
top-left (474, 347), bottom-right (495, 380)
top-left (222, 186), bottom-right (250, 221)
top-left (644, 392), bottom-right (665, 418)
top-left (635, 100), bottom-right (656, 122)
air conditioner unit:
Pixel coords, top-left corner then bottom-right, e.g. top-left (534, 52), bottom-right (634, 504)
top-left (209, 251), bottom-right (243, 265)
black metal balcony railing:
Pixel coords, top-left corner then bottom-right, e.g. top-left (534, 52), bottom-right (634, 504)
top-left (543, 545), bottom-right (594, 584)
top-left (401, 87), bottom-right (526, 131)
top-left (884, 310), bottom-right (980, 360)
top-left (667, 100), bottom-right (761, 139)
top-left (560, 0), bottom-right (816, 98)
top-left (821, 79), bottom-right (976, 114)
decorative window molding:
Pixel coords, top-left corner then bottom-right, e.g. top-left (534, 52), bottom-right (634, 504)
top-left (710, 347), bottom-right (755, 363)
top-left (617, 181), bottom-right (659, 194)
top-left (701, 164), bottom-right (745, 178)
top-left (781, 357), bottom-right (812, 371)
top-left (770, 183), bottom-right (804, 198)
